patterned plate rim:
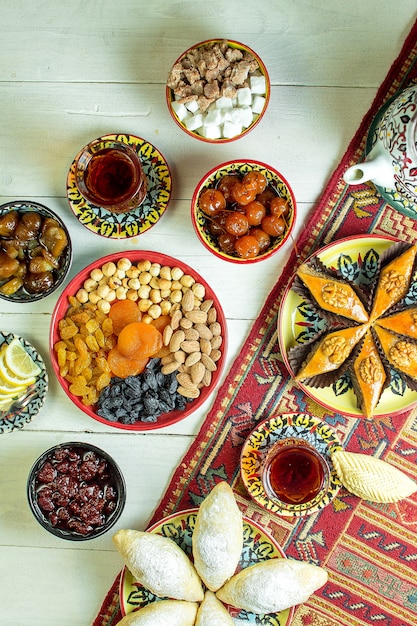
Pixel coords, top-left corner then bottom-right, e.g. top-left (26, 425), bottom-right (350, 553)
top-left (66, 133), bottom-right (172, 240)
top-left (240, 413), bottom-right (343, 517)
top-left (0, 332), bottom-right (48, 434)
top-left (119, 507), bottom-right (294, 626)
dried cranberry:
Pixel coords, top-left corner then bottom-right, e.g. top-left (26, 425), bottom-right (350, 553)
top-left (38, 489), bottom-right (55, 512)
top-left (79, 459), bottom-right (98, 481)
top-left (36, 461), bottom-right (56, 484)
top-left (56, 474), bottom-right (78, 497)
top-left (56, 460), bottom-right (70, 474)
top-left (68, 519), bottom-right (93, 535)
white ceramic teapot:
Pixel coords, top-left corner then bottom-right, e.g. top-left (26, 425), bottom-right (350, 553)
top-left (344, 84), bottom-right (417, 204)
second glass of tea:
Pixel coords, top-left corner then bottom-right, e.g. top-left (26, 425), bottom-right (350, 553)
top-left (74, 138), bottom-right (147, 214)
top-left (262, 437), bottom-right (330, 507)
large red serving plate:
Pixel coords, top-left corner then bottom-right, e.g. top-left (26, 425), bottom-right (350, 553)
top-left (50, 251), bottom-right (227, 430)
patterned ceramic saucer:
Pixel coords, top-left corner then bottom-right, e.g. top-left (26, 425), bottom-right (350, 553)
top-left (66, 133), bottom-right (172, 239)
top-left (0, 332), bottom-right (48, 434)
top-left (241, 413), bottom-right (343, 517)
top-left (119, 508), bottom-right (294, 626)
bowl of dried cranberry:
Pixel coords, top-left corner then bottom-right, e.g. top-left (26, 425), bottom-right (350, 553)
top-left (191, 160), bottom-right (297, 263)
top-left (166, 39), bottom-right (270, 143)
top-left (27, 442), bottom-right (126, 540)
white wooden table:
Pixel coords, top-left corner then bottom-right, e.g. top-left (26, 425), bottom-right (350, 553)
top-left (0, 2), bottom-right (416, 624)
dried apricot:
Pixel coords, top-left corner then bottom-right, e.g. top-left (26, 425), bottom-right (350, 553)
top-left (108, 299), bottom-right (142, 335)
top-left (107, 346), bottom-right (149, 378)
top-left (117, 321), bottom-right (163, 359)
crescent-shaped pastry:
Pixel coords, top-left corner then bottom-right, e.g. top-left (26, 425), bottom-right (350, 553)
top-left (331, 450), bottom-right (417, 503)
top-left (116, 600), bottom-right (198, 625)
top-left (195, 591), bottom-right (234, 625)
top-left (216, 557), bottom-right (328, 614)
top-left (113, 529), bottom-right (204, 602)
top-left (297, 263), bottom-right (369, 323)
top-left (192, 481), bottom-right (243, 591)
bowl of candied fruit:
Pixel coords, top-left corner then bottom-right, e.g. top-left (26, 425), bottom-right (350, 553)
top-left (191, 160), bottom-right (297, 262)
top-left (27, 441), bottom-right (126, 540)
top-left (166, 39), bottom-right (270, 143)
top-left (0, 201), bottom-right (72, 303)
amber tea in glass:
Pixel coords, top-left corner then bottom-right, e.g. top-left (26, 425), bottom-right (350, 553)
top-left (75, 139), bottom-right (147, 214)
top-left (262, 438), bottom-right (329, 505)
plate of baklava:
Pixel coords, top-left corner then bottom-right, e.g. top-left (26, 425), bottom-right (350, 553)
top-left (278, 235), bottom-right (417, 419)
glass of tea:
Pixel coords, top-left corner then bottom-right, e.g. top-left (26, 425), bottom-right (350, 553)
top-left (74, 138), bottom-right (147, 214)
top-left (262, 437), bottom-right (330, 507)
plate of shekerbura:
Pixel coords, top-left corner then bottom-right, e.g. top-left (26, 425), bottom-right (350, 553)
top-left (279, 235), bottom-right (417, 419)
top-left (115, 482), bottom-right (328, 625)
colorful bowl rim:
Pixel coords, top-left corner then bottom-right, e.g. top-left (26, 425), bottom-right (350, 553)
top-left (191, 159), bottom-right (297, 264)
top-left (0, 200), bottom-right (73, 303)
top-left (26, 440), bottom-right (126, 541)
top-left (166, 38), bottom-right (271, 144)
top-left (49, 250), bottom-right (228, 430)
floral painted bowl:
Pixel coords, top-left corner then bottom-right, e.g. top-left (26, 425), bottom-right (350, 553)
top-left (191, 160), bottom-right (296, 263)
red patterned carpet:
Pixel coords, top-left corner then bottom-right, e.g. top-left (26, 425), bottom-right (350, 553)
top-left (94, 19), bottom-right (417, 626)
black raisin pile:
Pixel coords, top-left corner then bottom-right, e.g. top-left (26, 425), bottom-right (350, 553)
top-left (96, 358), bottom-right (191, 425)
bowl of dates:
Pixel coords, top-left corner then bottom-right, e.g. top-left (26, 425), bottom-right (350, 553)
top-left (166, 39), bottom-right (270, 143)
top-left (27, 441), bottom-right (126, 540)
top-left (0, 201), bottom-right (72, 303)
top-left (191, 160), bottom-right (296, 263)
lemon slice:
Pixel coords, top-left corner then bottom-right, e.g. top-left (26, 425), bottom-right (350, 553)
top-left (0, 349), bottom-right (36, 387)
top-left (0, 397), bottom-right (13, 412)
top-left (0, 378), bottom-right (27, 396)
top-left (4, 338), bottom-right (41, 380)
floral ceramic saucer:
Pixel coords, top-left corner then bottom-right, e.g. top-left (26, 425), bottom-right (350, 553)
top-left (66, 133), bottom-right (172, 239)
top-left (278, 235), bottom-right (417, 418)
top-left (241, 413), bottom-right (342, 517)
top-left (119, 508), bottom-right (294, 626)
top-left (0, 332), bottom-right (48, 434)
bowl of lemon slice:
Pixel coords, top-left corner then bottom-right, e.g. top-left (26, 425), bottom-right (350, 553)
top-left (0, 332), bottom-right (48, 434)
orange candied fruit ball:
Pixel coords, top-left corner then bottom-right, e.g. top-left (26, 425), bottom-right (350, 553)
top-left (198, 188), bottom-right (226, 217)
top-left (234, 235), bottom-right (260, 259)
top-left (242, 171), bottom-right (268, 194)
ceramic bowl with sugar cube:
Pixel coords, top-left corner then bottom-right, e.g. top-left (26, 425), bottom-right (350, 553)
top-left (166, 39), bottom-right (270, 143)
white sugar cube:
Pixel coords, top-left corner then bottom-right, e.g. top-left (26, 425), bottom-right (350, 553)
top-left (185, 99), bottom-right (200, 113)
top-left (200, 125), bottom-right (222, 139)
top-left (171, 100), bottom-right (189, 121)
top-left (215, 96), bottom-right (233, 110)
top-left (237, 87), bottom-right (252, 106)
top-left (184, 113), bottom-right (204, 131)
top-left (250, 74), bottom-right (266, 95)
top-left (252, 95), bottom-right (266, 114)
top-left (204, 108), bottom-right (223, 126)
top-left (223, 120), bottom-right (242, 138)
top-left (239, 106), bottom-right (254, 128)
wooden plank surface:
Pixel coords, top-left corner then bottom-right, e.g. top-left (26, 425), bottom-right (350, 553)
top-left (0, 1), bottom-right (416, 624)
